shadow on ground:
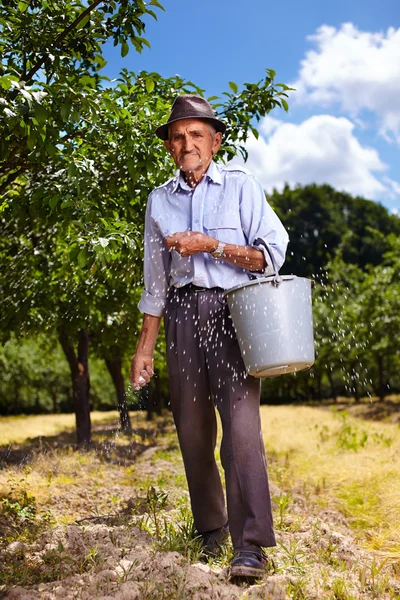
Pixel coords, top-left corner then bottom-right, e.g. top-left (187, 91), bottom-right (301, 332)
top-left (303, 397), bottom-right (400, 424)
top-left (0, 416), bottom-right (173, 469)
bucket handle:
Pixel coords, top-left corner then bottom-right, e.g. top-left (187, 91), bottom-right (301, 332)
top-left (254, 238), bottom-right (283, 286)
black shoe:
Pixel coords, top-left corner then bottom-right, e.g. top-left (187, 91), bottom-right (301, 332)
top-left (230, 548), bottom-right (267, 579)
top-left (200, 523), bottom-right (229, 557)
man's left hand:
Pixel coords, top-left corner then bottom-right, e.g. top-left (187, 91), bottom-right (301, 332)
top-left (165, 231), bottom-right (217, 257)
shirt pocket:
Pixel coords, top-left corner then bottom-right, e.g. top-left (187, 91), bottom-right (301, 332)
top-left (203, 213), bottom-right (241, 241)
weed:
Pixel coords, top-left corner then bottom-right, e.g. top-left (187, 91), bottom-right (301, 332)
top-left (278, 539), bottom-right (307, 575)
top-left (287, 577), bottom-right (308, 599)
top-left (371, 431), bottom-right (393, 448)
top-left (274, 491), bottom-right (293, 529)
top-left (331, 576), bottom-right (356, 600)
top-left (156, 506), bottom-right (203, 561)
top-left (316, 423), bottom-right (331, 443)
top-left (83, 546), bottom-right (103, 570)
top-left (336, 413), bottom-right (368, 451)
top-left (0, 474), bottom-right (53, 543)
top-left (145, 486), bottom-right (168, 539)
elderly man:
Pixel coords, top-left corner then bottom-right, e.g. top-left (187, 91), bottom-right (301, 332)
top-left (130, 95), bottom-right (288, 579)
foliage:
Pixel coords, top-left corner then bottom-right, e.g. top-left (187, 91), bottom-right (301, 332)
top-left (0, 0), bottom-right (164, 194)
top-left (0, 334), bottom-right (118, 415)
top-left (268, 184), bottom-right (400, 278)
top-left (0, 0), bottom-right (294, 433)
top-left (262, 223), bottom-right (400, 403)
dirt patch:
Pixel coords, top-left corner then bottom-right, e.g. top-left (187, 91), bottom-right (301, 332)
top-left (1, 523), bottom-right (288, 599)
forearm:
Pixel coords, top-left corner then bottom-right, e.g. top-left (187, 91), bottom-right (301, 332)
top-left (199, 235), bottom-right (266, 271)
top-left (131, 313), bottom-right (162, 390)
top-left (135, 313), bottom-right (162, 356)
top-left (220, 243), bottom-right (266, 272)
top-left (165, 231), bottom-right (266, 272)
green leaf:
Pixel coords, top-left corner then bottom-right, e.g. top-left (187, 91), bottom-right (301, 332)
top-left (70, 110), bottom-right (80, 123)
top-left (76, 15), bottom-right (90, 29)
top-left (229, 81), bottom-right (238, 94)
top-left (60, 102), bottom-right (71, 122)
top-left (145, 78), bottom-right (154, 94)
top-left (250, 126), bottom-right (259, 140)
top-left (118, 83), bottom-right (129, 94)
top-left (146, 9), bottom-right (158, 20)
top-left (49, 196), bottom-right (60, 211)
top-left (0, 76), bottom-right (12, 90)
top-left (61, 199), bottom-right (74, 209)
top-left (77, 249), bottom-right (89, 268)
top-left (34, 104), bottom-right (48, 126)
top-left (149, 0), bottom-right (165, 11)
top-left (45, 143), bottom-right (57, 156)
top-left (121, 41), bottom-right (129, 58)
top-left (281, 98), bottom-right (289, 112)
top-left (96, 55), bottom-right (107, 69)
top-left (27, 132), bottom-right (36, 150)
top-left (18, 1), bottom-right (29, 12)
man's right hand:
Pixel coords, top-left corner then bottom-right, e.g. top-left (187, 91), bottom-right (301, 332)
top-left (130, 353), bottom-right (154, 391)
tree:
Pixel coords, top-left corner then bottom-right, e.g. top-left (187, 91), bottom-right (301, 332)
top-left (0, 0), bottom-right (164, 194)
top-left (1, 3), bottom-right (293, 442)
top-left (267, 184), bottom-right (400, 279)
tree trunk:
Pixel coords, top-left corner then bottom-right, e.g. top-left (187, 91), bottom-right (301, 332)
top-left (51, 390), bottom-right (58, 414)
top-left (316, 372), bottom-right (323, 400)
top-left (147, 377), bottom-right (162, 421)
top-left (375, 354), bottom-right (387, 402)
top-left (326, 369), bottom-right (337, 401)
top-left (58, 329), bottom-right (91, 445)
top-left (105, 356), bottom-right (132, 434)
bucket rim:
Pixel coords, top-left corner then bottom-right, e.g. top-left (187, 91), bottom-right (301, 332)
top-left (223, 274), bottom-right (313, 298)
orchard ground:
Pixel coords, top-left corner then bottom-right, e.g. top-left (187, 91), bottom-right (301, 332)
top-left (0, 400), bottom-right (400, 599)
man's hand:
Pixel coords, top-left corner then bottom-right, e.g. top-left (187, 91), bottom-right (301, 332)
top-left (165, 231), bottom-right (217, 257)
top-left (130, 353), bottom-right (154, 391)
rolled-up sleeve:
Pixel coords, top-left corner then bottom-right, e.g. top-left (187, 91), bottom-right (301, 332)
top-left (138, 194), bottom-right (170, 317)
top-left (239, 175), bottom-right (289, 276)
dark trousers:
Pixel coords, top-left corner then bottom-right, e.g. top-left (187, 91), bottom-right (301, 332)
top-left (164, 286), bottom-right (276, 550)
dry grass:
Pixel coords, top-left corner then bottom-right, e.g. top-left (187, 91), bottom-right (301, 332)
top-left (0, 411), bottom-right (124, 445)
top-left (260, 404), bottom-right (400, 558)
top-left (1, 407), bottom-right (399, 598)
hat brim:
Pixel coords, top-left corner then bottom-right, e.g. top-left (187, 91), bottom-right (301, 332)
top-left (155, 116), bottom-right (227, 141)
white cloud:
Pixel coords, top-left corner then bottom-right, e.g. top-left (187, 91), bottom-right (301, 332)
top-left (292, 23), bottom-right (400, 142)
top-left (231, 115), bottom-right (395, 200)
top-left (383, 176), bottom-right (400, 198)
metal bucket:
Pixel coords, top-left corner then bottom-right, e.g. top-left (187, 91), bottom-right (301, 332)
top-left (224, 273), bottom-right (315, 378)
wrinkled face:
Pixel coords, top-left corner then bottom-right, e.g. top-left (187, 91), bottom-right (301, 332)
top-left (164, 119), bottom-right (222, 174)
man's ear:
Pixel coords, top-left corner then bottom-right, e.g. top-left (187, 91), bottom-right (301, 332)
top-left (212, 131), bottom-right (222, 155)
top-left (164, 140), bottom-right (172, 154)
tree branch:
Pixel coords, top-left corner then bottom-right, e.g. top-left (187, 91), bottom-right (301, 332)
top-left (11, 0), bottom-right (104, 95)
top-left (0, 166), bottom-right (27, 196)
top-left (0, 144), bottom-right (28, 177)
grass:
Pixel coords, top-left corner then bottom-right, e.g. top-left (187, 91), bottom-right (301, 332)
top-left (0, 410), bottom-right (123, 444)
top-left (260, 405), bottom-right (400, 558)
top-left (1, 406), bottom-right (400, 598)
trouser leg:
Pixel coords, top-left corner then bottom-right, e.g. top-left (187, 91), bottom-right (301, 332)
top-left (204, 291), bottom-right (276, 550)
top-left (164, 289), bottom-right (227, 533)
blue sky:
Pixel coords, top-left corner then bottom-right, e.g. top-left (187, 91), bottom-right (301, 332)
top-left (103, 0), bottom-right (400, 213)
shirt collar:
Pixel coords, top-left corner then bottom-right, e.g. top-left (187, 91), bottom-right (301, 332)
top-left (171, 161), bottom-right (222, 193)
